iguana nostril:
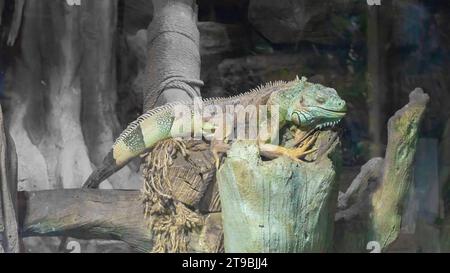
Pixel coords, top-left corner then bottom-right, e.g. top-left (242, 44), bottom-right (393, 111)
top-left (339, 101), bottom-right (347, 111)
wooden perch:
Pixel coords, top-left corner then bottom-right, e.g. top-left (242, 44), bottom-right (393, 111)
top-left (335, 88), bottom-right (429, 252)
top-left (217, 131), bottom-right (340, 253)
top-left (16, 189), bottom-right (223, 253)
top-left (18, 189), bottom-right (152, 253)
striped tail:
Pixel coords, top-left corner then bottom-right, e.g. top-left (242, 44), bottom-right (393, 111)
top-left (82, 151), bottom-right (124, 189)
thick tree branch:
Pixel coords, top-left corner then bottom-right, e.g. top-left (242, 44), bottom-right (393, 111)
top-left (371, 88), bottom-right (429, 249)
top-left (17, 189), bottom-right (223, 253)
top-left (144, 0), bottom-right (203, 110)
top-left (18, 189), bottom-right (152, 253)
top-left (334, 88), bottom-right (429, 252)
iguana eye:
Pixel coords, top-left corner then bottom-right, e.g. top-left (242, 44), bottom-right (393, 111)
top-left (316, 96), bottom-right (326, 104)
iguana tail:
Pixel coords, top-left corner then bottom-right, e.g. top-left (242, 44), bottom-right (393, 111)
top-left (82, 103), bottom-right (178, 188)
top-left (82, 151), bottom-right (124, 188)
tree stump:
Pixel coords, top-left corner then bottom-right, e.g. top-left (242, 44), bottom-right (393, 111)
top-left (217, 131), bottom-right (340, 252)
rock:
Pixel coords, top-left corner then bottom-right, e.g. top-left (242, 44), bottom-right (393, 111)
top-left (122, 0), bottom-right (153, 35)
top-left (198, 21), bottom-right (247, 56)
top-left (127, 29), bottom-right (148, 65)
top-left (197, 22), bottom-right (248, 98)
top-left (216, 53), bottom-right (345, 95)
top-left (248, 0), bottom-right (362, 45)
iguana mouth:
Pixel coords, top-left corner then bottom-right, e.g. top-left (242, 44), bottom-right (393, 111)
top-left (315, 106), bottom-right (347, 116)
top-left (307, 106), bottom-right (347, 130)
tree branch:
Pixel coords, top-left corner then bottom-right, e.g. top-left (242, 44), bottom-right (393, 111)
top-left (144, 0), bottom-right (203, 110)
top-left (18, 189), bottom-right (152, 253)
top-left (334, 88), bottom-right (429, 252)
top-left (371, 88), bottom-right (429, 249)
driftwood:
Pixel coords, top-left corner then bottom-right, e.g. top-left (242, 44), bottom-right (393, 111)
top-left (335, 88), bottom-right (429, 252)
top-left (217, 131), bottom-right (340, 252)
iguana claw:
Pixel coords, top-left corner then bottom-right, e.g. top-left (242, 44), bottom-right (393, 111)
top-left (259, 132), bottom-right (319, 162)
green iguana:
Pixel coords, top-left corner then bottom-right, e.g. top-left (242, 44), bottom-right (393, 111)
top-left (82, 76), bottom-right (346, 188)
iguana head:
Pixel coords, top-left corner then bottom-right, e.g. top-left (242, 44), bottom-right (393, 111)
top-left (282, 77), bottom-right (347, 130)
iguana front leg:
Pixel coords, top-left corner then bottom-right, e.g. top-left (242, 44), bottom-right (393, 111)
top-left (259, 132), bottom-right (318, 162)
top-left (202, 120), bottom-right (231, 169)
top-left (284, 126), bottom-right (317, 148)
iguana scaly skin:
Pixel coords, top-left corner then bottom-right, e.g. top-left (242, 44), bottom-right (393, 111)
top-left (82, 77), bottom-right (346, 188)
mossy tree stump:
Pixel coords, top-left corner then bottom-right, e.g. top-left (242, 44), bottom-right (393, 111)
top-left (217, 131), bottom-right (340, 252)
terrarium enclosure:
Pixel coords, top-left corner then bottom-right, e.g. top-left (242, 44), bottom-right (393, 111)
top-left (0, 0), bottom-right (449, 253)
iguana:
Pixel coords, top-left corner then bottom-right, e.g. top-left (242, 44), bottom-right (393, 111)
top-left (82, 76), bottom-right (346, 188)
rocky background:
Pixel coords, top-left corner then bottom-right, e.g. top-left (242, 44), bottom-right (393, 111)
top-left (0, 0), bottom-right (449, 252)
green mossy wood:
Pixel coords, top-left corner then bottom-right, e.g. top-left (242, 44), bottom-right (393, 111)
top-left (217, 131), bottom-right (340, 252)
top-left (335, 88), bottom-right (429, 252)
top-left (371, 88), bottom-right (429, 249)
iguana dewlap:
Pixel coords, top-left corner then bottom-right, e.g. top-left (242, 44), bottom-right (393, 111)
top-left (82, 77), bottom-right (346, 188)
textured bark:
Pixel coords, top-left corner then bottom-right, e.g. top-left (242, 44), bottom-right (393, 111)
top-left (5, 0), bottom-right (140, 191)
top-left (144, 0), bottom-right (203, 110)
top-left (217, 131), bottom-right (340, 253)
top-left (16, 189), bottom-right (224, 253)
top-left (18, 189), bottom-right (152, 252)
top-left (371, 88), bottom-right (429, 249)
